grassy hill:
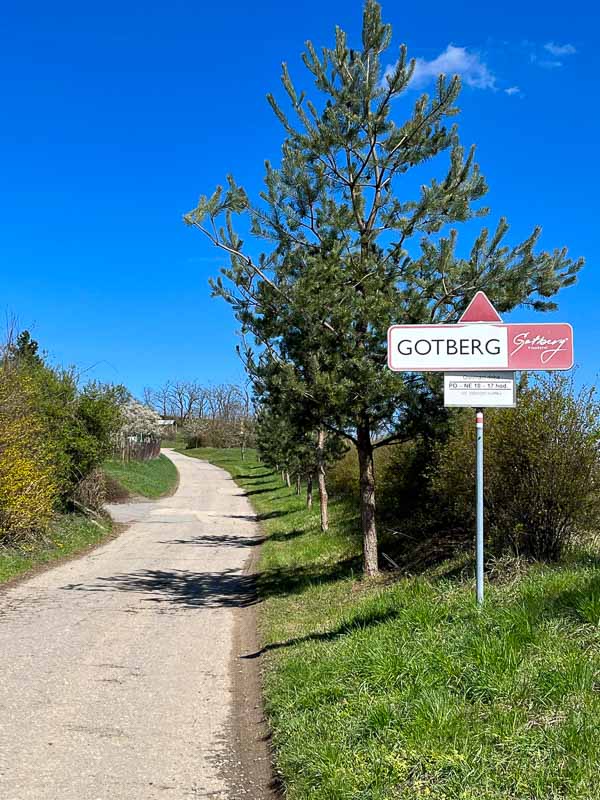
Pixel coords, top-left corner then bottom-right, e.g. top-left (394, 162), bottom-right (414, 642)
top-left (103, 452), bottom-right (178, 500)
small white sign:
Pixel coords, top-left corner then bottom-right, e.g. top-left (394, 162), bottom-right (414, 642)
top-left (388, 324), bottom-right (508, 372)
top-left (444, 372), bottom-right (516, 408)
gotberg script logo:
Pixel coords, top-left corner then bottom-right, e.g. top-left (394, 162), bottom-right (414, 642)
top-left (510, 331), bottom-right (570, 365)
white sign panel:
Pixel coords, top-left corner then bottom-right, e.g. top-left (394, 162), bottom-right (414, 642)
top-left (388, 324), bottom-right (508, 372)
top-left (444, 372), bottom-right (516, 408)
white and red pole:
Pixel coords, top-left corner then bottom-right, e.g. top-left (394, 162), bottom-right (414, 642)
top-left (476, 408), bottom-right (484, 605)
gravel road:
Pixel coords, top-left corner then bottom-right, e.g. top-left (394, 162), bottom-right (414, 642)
top-left (0, 450), bottom-right (264, 800)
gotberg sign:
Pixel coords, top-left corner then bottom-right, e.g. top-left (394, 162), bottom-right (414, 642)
top-left (386, 291), bottom-right (574, 607)
top-left (388, 309), bottom-right (574, 373)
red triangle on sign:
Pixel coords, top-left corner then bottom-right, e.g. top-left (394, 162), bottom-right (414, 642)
top-left (459, 291), bottom-right (503, 323)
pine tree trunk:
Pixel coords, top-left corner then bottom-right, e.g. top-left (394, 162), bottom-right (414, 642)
top-left (357, 421), bottom-right (378, 576)
top-left (306, 473), bottom-right (313, 509)
top-left (317, 428), bottom-right (329, 531)
top-left (296, 474), bottom-right (301, 495)
top-left (285, 471), bottom-right (291, 488)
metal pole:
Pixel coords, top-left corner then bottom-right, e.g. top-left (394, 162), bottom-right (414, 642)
top-left (476, 408), bottom-right (484, 606)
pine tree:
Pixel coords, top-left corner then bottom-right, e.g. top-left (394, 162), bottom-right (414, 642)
top-left (185, 1), bottom-right (583, 575)
top-left (247, 344), bottom-right (346, 529)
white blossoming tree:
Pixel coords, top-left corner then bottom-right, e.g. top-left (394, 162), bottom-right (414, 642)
top-left (116, 401), bottom-right (163, 460)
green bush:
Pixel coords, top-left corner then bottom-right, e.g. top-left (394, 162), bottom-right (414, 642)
top-left (328, 444), bottom-right (407, 502)
top-left (1, 331), bottom-right (125, 536)
top-left (327, 376), bottom-right (600, 567)
top-left (27, 367), bottom-right (124, 505)
top-left (327, 446), bottom-right (359, 498)
top-left (433, 374), bottom-right (600, 560)
top-left (67, 382), bottom-right (124, 489)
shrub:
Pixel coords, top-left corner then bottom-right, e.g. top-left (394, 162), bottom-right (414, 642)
top-left (328, 444), bottom-right (411, 503)
top-left (0, 370), bottom-right (57, 542)
top-left (72, 468), bottom-right (106, 512)
top-left (183, 418), bottom-right (250, 449)
top-left (327, 447), bottom-right (358, 498)
top-left (20, 365), bottom-right (124, 504)
top-left (2, 331), bottom-right (125, 515)
top-left (69, 382), bottom-right (126, 481)
top-left (433, 374), bottom-right (600, 560)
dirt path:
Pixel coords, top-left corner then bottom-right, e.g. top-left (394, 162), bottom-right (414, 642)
top-left (0, 450), bottom-right (272, 800)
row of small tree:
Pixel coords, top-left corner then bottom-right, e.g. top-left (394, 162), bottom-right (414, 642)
top-left (186, 1), bottom-right (582, 575)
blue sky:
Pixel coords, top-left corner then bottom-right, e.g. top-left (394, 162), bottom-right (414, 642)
top-left (1, 0), bottom-right (597, 397)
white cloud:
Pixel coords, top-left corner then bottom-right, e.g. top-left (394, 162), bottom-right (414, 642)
top-left (505, 86), bottom-right (521, 96)
top-left (528, 41), bottom-right (577, 69)
top-left (544, 42), bottom-right (577, 56)
top-left (532, 53), bottom-right (564, 68)
top-left (385, 44), bottom-right (497, 91)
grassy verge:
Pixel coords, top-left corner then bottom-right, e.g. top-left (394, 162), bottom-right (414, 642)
top-left (103, 453), bottom-right (179, 499)
top-left (181, 446), bottom-right (600, 800)
top-left (0, 513), bottom-right (113, 586)
top-left (159, 432), bottom-right (186, 449)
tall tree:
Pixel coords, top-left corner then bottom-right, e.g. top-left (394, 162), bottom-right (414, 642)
top-left (186, 1), bottom-right (583, 575)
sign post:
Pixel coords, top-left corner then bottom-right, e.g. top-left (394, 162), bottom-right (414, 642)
top-left (476, 408), bottom-right (484, 605)
top-left (387, 291), bottom-right (574, 606)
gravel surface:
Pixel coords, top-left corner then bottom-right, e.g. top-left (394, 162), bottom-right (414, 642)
top-left (0, 450), bottom-right (261, 799)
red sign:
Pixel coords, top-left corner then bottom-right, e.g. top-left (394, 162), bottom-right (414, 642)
top-left (387, 292), bottom-right (574, 372)
top-left (460, 291), bottom-right (503, 323)
top-left (461, 292), bottom-right (574, 369)
top-left (505, 323), bottom-right (573, 369)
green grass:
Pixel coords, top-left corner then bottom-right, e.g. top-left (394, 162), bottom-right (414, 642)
top-left (103, 453), bottom-right (179, 499)
top-left (180, 446), bottom-right (600, 800)
top-left (0, 513), bottom-right (113, 585)
top-left (160, 432), bottom-right (186, 449)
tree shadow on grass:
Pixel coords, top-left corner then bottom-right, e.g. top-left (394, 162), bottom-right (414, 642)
top-left (243, 606), bottom-right (399, 658)
top-left (223, 510), bottom-right (290, 522)
top-left (236, 466), bottom-right (271, 475)
top-left (268, 528), bottom-right (305, 543)
top-left (259, 556), bottom-right (361, 600)
top-left (245, 487), bottom-right (286, 496)
top-left (236, 471), bottom-right (274, 480)
top-left (519, 570), bottom-right (600, 626)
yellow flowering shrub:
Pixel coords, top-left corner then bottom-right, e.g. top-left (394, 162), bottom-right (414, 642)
top-left (0, 369), bottom-right (57, 542)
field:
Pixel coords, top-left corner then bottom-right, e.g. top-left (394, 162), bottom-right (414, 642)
top-left (183, 446), bottom-right (600, 800)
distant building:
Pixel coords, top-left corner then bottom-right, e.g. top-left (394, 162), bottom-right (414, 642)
top-left (158, 419), bottom-right (177, 437)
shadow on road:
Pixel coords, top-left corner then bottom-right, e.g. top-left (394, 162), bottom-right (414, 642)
top-left (60, 554), bottom-right (361, 611)
top-left (159, 532), bottom-right (265, 548)
top-left (62, 567), bottom-right (259, 609)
